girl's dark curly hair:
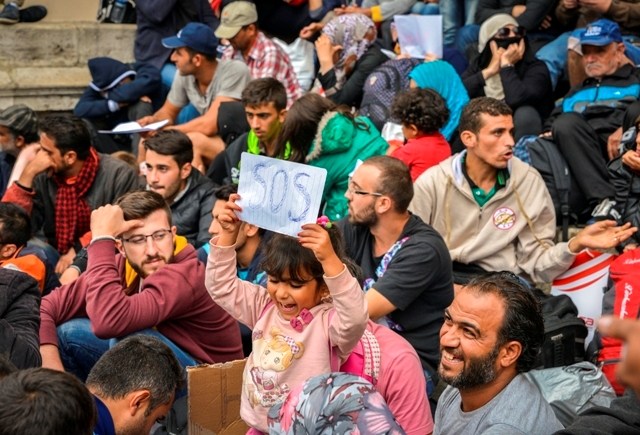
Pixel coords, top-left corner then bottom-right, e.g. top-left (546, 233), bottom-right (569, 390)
top-left (391, 88), bottom-right (450, 135)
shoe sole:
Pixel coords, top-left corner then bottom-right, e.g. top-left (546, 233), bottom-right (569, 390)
top-left (0, 17), bottom-right (18, 24)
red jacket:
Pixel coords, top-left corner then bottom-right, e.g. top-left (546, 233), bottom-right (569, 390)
top-left (40, 239), bottom-right (243, 364)
top-left (391, 133), bottom-right (451, 182)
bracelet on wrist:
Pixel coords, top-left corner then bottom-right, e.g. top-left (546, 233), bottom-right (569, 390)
top-left (90, 235), bottom-right (117, 245)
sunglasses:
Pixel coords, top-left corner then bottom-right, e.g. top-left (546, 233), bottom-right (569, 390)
top-left (496, 26), bottom-right (526, 38)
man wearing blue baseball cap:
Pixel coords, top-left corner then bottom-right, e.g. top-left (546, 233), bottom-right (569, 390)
top-left (542, 19), bottom-right (640, 223)
top-left (138, 22), bottom-right (253, 171)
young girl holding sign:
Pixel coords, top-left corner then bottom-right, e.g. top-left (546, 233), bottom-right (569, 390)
top-left (205, 194), bottom-right (368, 433)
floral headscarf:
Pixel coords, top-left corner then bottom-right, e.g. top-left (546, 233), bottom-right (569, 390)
top-left (322, 14), bottom-right (377, 87)
top-left (267, 372), bottom-right (406, 435)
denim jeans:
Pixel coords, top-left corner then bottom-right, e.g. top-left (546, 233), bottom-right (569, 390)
top-left (453, 24), bottom-right (480, 56)
top-left (160, 62), bottom-right (177, 88)
top-left (57, 318), bottom-right (197, 396)
top-left (536, 30), bottom-right (640, 89)
top-left (410, 2), bottom-right (439, 15)
top-left (440, 0), bottom-right (478, 47)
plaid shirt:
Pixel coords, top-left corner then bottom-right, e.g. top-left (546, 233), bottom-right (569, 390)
top-left (222, 32), bottom-right (303, 107)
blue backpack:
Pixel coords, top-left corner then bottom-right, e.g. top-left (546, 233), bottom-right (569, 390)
top-left (359, 58), bottom-right (421, 131)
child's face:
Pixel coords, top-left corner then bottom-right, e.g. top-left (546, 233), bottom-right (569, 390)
top-left (267, 270), bottom-right (326, 321)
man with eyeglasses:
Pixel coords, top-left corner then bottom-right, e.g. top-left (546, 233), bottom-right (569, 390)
top-left (38, 190), bottom-right (243, 381)
top-left (337, 155), bottom-right (454, 407)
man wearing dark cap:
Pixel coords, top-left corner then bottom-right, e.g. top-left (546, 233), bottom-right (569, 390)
top-left (138, 22), bottom-right (252, 170)
top-left (0, 105), bottom-right (39, 197)
top-left (217, 1), bottom-right (302, 107)
top-left (542, 19), bottom-right (640, 223)
top-left (74, 57), bottom-right (167, 155)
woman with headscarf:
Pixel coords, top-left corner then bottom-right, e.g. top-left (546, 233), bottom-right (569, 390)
top-left (314, 14), bottom-right (389, 108)
top-left (460, 13), bottom-right (553, 141)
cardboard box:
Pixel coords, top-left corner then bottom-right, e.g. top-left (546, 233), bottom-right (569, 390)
top-left (188, 359), bottom-right (250, 435)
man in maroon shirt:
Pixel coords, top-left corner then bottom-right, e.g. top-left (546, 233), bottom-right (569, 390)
top-left (39, 190), bottom-right (243, 381)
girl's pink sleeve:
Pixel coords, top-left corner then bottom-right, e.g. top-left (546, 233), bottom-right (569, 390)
top-left (205, 237), bottom-right (272, 328)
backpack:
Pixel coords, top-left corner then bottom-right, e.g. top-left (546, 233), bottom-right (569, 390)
top-left (533, 289), bottom-right (589, 369)
top-left (587, 250), bottom-right (640, 395)
top-left (97, 0), bottom-right (137, 24)
top-left (359, 58), bottom-right (422, 131)
top-left (527, 136), bottom-right (586, 241)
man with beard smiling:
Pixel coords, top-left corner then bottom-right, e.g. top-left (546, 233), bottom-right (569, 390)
top-left (411, 97), bottom-right (636, 286)
top-left (38, 190), bottom-right (243, 381)
top-left (144, 129), bottom-right (216, 248)
top-left (337, 155), bottom-right (453, 402)
top-left (434, 272), bottom-right (563, 435)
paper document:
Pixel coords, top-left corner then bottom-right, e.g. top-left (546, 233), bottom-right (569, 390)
top-left (237, 153), bottom-right (327, 237)
top-left (395, 15), bottom-right (443, 59)
top-left (98, 119), bottom-right (169, 134)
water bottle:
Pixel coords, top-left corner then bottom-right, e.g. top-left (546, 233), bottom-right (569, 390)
top-left (110, 0), bottom-right (128, 24)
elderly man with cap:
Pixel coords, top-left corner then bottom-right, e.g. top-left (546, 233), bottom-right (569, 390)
top-left (217, 1), bottom-right (303, 107)
top-left (0, 105), bottom-right (39, 197)
top-left (542, 19), bottom-right (640, 223)
top-left (138, 22), bottom-right (252, 170)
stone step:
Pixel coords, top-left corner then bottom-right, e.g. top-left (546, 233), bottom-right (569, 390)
top-left (0, 22), bottom-right (136, 111)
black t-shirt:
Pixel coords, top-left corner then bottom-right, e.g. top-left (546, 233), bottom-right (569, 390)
top-left (338, 214), bottom-right (454, 372)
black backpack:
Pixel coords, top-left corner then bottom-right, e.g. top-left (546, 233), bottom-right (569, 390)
top-left (97, 0), bottom-right (137, 24)
top-left (359, 58), bottom-right (421, 131)
top-left (533, 289), bottom-right (589, 369)
top-left (527, 136), bottom-right (586, 240)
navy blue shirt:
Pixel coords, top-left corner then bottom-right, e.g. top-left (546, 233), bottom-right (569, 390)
top-left (93, 396), bottom-right (116, 435)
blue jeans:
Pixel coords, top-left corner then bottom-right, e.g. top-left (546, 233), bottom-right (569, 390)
top-left (176, 103), bottom-right (200, 125)
top-left (453, 24), bottom-right (480, 56)
top-left (57, 318), bottom-right (197, 396)
top-left (537, 30), bottom-right (640, 89)
top-left (410, 2), bottom-right (439, 14)
top-left (160, 62), bottom-right (177, 88)
top-left (440, 0), bottom-right (478, 47)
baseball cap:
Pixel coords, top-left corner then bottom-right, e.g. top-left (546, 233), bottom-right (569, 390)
top-left (0, 105), bottom-right (39, 141)
top-left (579, 19), bottom-right (623, 46)
top-left (214, 1), bottom-right (258, 40)
top-left (162, 22), bottom-right (219, 55)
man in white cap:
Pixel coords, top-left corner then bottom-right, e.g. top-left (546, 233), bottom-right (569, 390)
top-left (216, 1), bottom-right (303, 107)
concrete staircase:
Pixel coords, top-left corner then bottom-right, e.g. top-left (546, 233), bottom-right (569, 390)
top-left (0, 22), bottom-right (136, 111)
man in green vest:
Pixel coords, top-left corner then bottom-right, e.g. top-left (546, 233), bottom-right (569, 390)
top-left (207, 77), bottom-right (288, 185)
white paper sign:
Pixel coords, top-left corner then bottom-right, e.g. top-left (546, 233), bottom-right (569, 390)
top-left (98, 119), bottom-right (169, 134)
top-left (236, 153), bottom-right (327, 237)
top-left (394, 15), bottom-right (443, 59)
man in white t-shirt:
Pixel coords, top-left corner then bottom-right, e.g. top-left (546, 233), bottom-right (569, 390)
top-left (138, 22), bottom-right (253, 169)
top-left (434, 271), bottom-right (563, 435)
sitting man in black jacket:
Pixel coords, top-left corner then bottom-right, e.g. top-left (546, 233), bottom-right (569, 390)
top-left (0, 268), bottom-right (41, 370)
top-left (208, 78), bottom-right (287, 186)
top-left (74, 57), bottom-right (167, 155)
top-left (542, 19), bottom-right (640, 222)
top-left (144, 130), bottom-right (215, 248)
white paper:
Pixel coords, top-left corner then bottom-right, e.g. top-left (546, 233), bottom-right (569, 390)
top-left (394, 15), bottom-right (443, 59)
top-left (98, 119), bottom-right (169, 134)
top-left (236, 153), bottom-right (327, 237)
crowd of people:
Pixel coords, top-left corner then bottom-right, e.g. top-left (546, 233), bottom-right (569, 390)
top-left (1, 0), bottom-right (640, 434)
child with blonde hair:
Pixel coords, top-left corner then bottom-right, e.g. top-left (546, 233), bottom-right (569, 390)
top-left (205, 194), bottom-right (368, 433)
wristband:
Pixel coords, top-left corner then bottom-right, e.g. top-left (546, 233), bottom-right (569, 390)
top-left (90, 235), bottom-right (117, 245)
